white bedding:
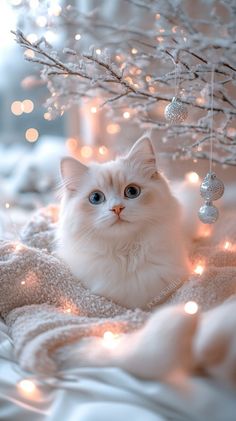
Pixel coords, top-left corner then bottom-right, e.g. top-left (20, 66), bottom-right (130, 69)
top-left (1, 320), bottom-right (236, 421)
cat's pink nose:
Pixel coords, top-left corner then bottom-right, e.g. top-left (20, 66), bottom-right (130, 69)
top-left (110, 205), bottom-right (125, 216)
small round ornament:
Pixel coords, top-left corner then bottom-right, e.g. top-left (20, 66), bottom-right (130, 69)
top-left (164, 97), bottom-right (188, 124)
top-left (200, 172), bottom-right (224, 201)
top-left (198, 201), bottom-right (219, 224)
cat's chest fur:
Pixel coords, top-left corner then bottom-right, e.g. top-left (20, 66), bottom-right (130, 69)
top-left (60, 232), bottom-right (187, 309)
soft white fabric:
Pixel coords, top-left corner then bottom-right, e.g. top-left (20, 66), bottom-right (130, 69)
top-left (1, 324), bottom-right (236, 421)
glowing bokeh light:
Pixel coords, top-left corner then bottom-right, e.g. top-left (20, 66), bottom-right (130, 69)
top-left (22, 99), bottom-right (34, 113)
top-left (185, 172), bottom-right (200, 183)
top-left (80, 146), bottom-right (93, 159)
top-left (11, 101), bottom-right (23, 116)
top-left (25, 128), bottom-right (39, 143)
top-left (123, 111), bottom-right (130, 119)
top-left (194, 264), bottom-right (204, 276)
top-left (184, 301), bottom-right (198, 315)
top-left (106, 124), bottom-right (121, 134)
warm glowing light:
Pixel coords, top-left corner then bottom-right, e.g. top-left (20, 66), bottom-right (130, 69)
top-left (48, 4), bottom-right (62, 16)
top-left (11, 101), bottom-right (23, 116)
top-left (185, 172), bottom-right (199, 184)
top-left (27, 33), bottom-right (38, 44)
top-left (21, 281), bottom-right (26, 285)
top-left (80, 146), bottom-right (93, 159)
top-left (65, 308), bottom-right (71, 313)
top-left (131, 48), bottom-right (138, 54)
top-left (18, 379), bottom-right (36, 395)
top-left (5, 203), bottom-right (10, 209)
top-left (44, 112), bottom-right (51, 121)
top-left (98, 146), bottom-right (108, 156)
top-left (172, 26), bottom-right (178, 33)
top-left (106, 124), bottom-right (121, 135)
top-left (184, 301), bottom-right (198, 315)
top-left (24, 49), bottom-right (35, 59)
top-left (103, 331), bottom-right (120, 349)
top-left (224, 241), bottom-right (232, 250)
top-left (159, 28), bottom-right (165, 33)
top-left (157, 36), bottom-right (164, 42)
top-left (90, 106), bottom-right (97, 114)
top-left (194, 264), bottom-right (204, 276)
top-left (123, 111), bottom-right (130, 119)
top-left (15, 243), bottom-right (24, 251)
top-left (66, 138), bottom-right (78, 153)
top-left (25, 128), bottom-right (39, 143)
top-left (22, 99), bottom-right (34, 113)
top-left (156, 13), bottom-right (161, 19)
top-left (75, 33), bottom-right (81, 41)
top-left (115, 55), bottom-right (121, 62)
top-left (45, 31), bottom-right (57, 43)
top-left (96, 49), bottom-right (101, 55)
top-left (36, 16), bottom-right (47, 27)
top-left (146, 75), bottom-right (152, 82)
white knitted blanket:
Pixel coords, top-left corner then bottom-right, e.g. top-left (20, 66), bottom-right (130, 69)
top-left (1, 205), bottom-right (236, 376)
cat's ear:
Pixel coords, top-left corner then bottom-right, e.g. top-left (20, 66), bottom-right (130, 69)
top-left (125, 136), bottom-right (157, 178)
top-left (60, 157), bottom-right (88, 191)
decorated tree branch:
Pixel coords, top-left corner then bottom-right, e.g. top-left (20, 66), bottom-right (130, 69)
top-left (12, 0), bottom-right (236, 165)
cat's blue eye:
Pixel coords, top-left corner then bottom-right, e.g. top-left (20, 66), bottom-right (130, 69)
top-left (89, 191), bottom-right (105, 205)
top-left (124, 184), bottom-right (141, 199)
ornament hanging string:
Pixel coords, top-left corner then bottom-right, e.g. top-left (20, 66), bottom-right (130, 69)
top-left (209, 65), bottom-right (215, 173)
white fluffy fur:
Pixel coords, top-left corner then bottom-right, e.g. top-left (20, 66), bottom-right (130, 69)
top-left (57, 136), bottom-right (190, 308)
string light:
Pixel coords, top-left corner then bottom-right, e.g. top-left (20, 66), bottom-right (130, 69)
top-left (21, 280), bottom-right (26, 285)
top-left (98, 146), bottom-right (108, 156)
top-left (27, 33), bottom-right (38, 43)
top-left (102, 331), bottom-right (121, 349)
top-left (45, 31), bottom-right (57, 43)
top-left (131, 48), bottom-right (138, 54)
top-left (48, 4), bottom-right (62, 16)
top-left (123, 111), bottom-right (130, 119)
top-left (156, 13), bottom-right (161, 19)
top-left (80, 146), bottom-right (93, 159)
top-left (224, 241), bottom-right (232, 250)
top-left (75, 34), bottom-right (81, 40)
top-left (194, 264), bottom-right (204, 276)
top-left (106, 124), bottom-right (121, 134)
top-left (24, 49), bottom-right (35, 59)
top-left (185, 172), bottom-right (200, 183)
top-left (22, 99), bottom-right (34, 113)
top-left (184, 301), bottom-right (198, 315)
top-left (36, 16), bottom-right (47, 28)
top-left (5, 203), bottom-right (10, 209)
top-left (25, 128), bottom-right (39, 143)
top-left (96, 49), bottom-right (101, 55)
top-left (90, 106), bottom-right (97, 114)
top-left (44, 112), bottom-right (52, 120)
top-left (17, 379), bottom-right (36, 395)
top-left (11, 101), bottom-right (23, 116)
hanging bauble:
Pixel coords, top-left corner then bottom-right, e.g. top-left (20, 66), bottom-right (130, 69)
top-left (200, 172), bottom-right (224, 201)
top-left (164, 97), bottom-right (188, 124)
top-left (198, 201), bottom-right (219, 224)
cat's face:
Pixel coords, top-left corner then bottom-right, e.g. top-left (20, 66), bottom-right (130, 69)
top-left (60, 137), bottom-right (174, 241)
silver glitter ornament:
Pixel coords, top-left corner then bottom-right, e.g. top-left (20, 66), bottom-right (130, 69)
top-left (198, 201), bottom-right (219, 224)
top-left (200, 172), bottom-right (224, 201)
top-left (164, 97), bottom-right (188, 124)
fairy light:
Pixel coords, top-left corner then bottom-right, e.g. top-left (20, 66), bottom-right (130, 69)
top-left (106, 124), bottom-right (121, 134)
top-left (96, 49), bottom-right (101, 55)
top-left (90, 106), bottom-right (97, 114)
top-left (80, 146), bottom-right (93, 159)
top-left (156, 13), bottom-right (161, 19)
top-left (44, 112), bottom-right (52, 120)
top-left (75, 33), bottom-right (81, 40)
top-left (36, 16), bottom-right (47, 28)
top-left (22, 99), bottom-right (34, 113)
top-left (18, 379), bottom-right (36, 395)
top-left (224, 241), bottom-right (232, 250)
top-left (5, 203), bottom-right (10, 209)
top-left (123, 111), bottom-right (130, 119)
top-left (146, 75), bottom-right (152, 82)
top-left (11, 101), bottom-right (23, 116)
top-left (98, 146), bottom-right (108, 156)
top-left (24, 49), bottom-right (35, 59)
top-left (27, 33), bottom-right (38, 43)
top-left (103, 331), bottom-right (120, 349)
top-left (45, 31), bottom-right (57, 43)
top-left (131, 48), bottom-right (138, 54)
top-left (25, 128), bottom-right (39, 143)
top-left (66, 137), bottom-right (78, 153)
top-left (184, 301), bottom-right (198, 315)
top-left (194, 264), bottom-right (204, 276)
top-left (185, 172), bottom-right (200, 184)
top-left (48, 4), bottom-right (62, 16)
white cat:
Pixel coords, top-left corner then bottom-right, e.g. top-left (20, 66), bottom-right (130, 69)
top-left (57, 136), bottom-right (190, 309)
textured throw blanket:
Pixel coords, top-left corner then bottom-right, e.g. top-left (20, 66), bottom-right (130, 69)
top-left (1, 205), bottom-right (236, 377)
